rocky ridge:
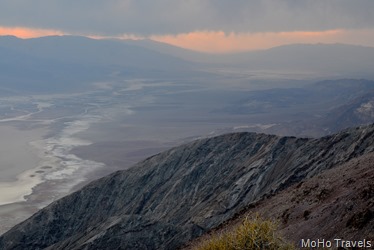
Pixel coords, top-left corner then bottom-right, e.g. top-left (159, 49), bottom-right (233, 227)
top-left (0, 124), bottom-right (374, 249)
top-left (185, 152), bottom-right (374, 249)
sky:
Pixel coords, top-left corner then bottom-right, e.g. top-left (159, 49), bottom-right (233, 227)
top-left (1, 0), bottom-right (374, 53)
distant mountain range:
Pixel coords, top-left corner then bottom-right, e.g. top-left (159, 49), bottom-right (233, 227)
top-left (212, 79), bottom-right (374, 137)
top-left (223, 43), bottom-right (374, 73)
top-left (1, 35), bottom-right (374, 93)
top-left (0, 36), bottom-right (196, 93)
top-left (1, 124), bottom-right (373, 249)
top-left (123, 39), bottom-right (374, 78)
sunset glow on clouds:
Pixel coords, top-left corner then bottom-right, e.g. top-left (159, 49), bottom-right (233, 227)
top-left (1, 1), bottom-right (374, 53)
top-left (1, 25), bottom-right (374, 53)
top-left (151, 30), bottom-right (343, 53)
top-left (152, 29), bottom-right (374, 53)
top-left (0, 26), bottom-right (65, 39)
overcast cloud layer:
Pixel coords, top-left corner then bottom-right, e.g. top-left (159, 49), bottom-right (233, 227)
top-left (1, 0), bottom-right (374, 36)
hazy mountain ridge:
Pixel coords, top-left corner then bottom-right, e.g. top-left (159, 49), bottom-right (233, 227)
top-left (280, 89), bottom-right (374, 136)
top-left (214, 79), bottom-right (374, 137)
top-left (220, 79), bottom-right (374, 113)
top-left (0, 36), bottom-right (192, 69)
top-left (2, 36), bottom-right (374, 94)
top-left (1, 124), bottom-right (374, 249)
top-left (0, 36), bottom-right (197, 93)
top-left (224, 43), bottom-right (374, 75)
top-left (138, 41), bottom-right (374, 78)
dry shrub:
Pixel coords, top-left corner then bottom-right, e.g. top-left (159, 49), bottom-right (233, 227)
top-left (194, 215), bottom-right (294, 250)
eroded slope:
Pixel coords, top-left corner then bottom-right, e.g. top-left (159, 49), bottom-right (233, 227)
top-left (0, 125), bottom-right (373, 249)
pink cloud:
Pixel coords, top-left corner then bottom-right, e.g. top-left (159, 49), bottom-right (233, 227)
top-left (151, 29), bottom-right (374, 53)
top-left (0, 26), bottom-right (65, 38)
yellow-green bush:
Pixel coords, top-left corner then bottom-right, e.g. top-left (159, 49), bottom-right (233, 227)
top-left (194, 215), bottom-right (294, 250)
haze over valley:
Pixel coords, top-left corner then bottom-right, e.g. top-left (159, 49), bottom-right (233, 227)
top-left (0, 36), bottom-right (374, 236)
top-left (0, 35), bottom-right (373, 238)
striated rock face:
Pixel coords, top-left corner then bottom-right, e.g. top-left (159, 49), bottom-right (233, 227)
top-left (184, 152), bottom-right (374, 249)
top-left (1, 124), bottom-right (374, 250)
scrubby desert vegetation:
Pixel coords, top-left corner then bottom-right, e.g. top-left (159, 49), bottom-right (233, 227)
top-left (193, 215), bottom-right (294, 250)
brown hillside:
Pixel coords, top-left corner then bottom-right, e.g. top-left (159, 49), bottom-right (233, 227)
top-left (186, 152), bottom-right (374, 249)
